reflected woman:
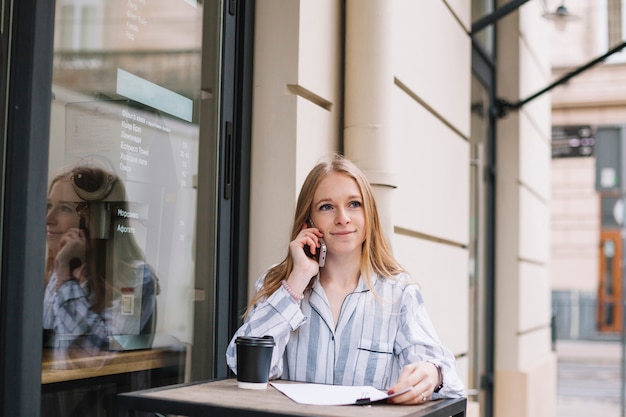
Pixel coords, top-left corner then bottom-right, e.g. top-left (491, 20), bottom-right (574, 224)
top-left (43, 165), bottom-right (158, 354)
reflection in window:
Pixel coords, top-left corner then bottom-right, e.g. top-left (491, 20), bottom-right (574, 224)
top-left (43, 1), bottom-right (206, 415)
top-left (43, 164), bottom-right (159, 353)
top-left (58, 1), bottom-right (102, 51)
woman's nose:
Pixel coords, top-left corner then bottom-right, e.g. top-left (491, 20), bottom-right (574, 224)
top-left (46, 208), bottom-right (56, 224)
top-left (335, 208), bottom-right (350, 224)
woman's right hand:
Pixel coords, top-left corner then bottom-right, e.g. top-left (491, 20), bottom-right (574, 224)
top-left (54, 228), bottom-right (86, 288)
top-left (286, 225), bottom-right (324, 293)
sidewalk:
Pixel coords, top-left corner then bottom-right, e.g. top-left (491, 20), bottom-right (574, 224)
top-left (556, 339), bottom-right (621, 364)
top-left (556, 339), bottom-right (622, 417)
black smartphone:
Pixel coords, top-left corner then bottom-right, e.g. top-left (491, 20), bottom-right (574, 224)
top-left (305, 218), bottom-right (326, 267)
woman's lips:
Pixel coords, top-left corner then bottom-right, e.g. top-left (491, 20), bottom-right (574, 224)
top-left (331, 230), bottom-right (355, 237)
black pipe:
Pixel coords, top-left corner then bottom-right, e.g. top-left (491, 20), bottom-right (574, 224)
top-left (483, 81), bottom-right (498, 417)
top-left (498, 41), bottom-right (626, 117)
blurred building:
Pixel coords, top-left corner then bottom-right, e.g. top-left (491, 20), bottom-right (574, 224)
top-left (1, 1), bottom-right (560, 417)
top-left (549, 0), bottom-right (626, 341)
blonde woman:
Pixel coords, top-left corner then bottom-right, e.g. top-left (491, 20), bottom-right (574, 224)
top-left (43, 165), bottom-right (158, 353)
top-left (226, 155), bottom-right (464, 404)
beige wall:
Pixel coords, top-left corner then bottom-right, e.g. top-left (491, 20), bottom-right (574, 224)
top-left (250, 0), bottom-right (472, 383)
top-left (250, 1), bottom-right (555, 416)
top-left (494, 1), bottom-right (556, 416)
top-left (551, 158), bottom-right (599, 292)
top-left (391, 0), bottom-right (470, 386)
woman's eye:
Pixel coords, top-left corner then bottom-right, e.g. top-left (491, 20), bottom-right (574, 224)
top-left (349, 201), bottom-right (362, 208)
top-left (319, 204), bottom-right (332, 211)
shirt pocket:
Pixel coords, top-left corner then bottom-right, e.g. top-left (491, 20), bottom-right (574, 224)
top-left (354, 339), bottom-right (394, 389)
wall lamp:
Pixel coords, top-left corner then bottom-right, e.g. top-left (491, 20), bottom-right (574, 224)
top-left (542, 2), bottom-right (580, 22)
top-left (543, 1), bottom-right (580, 31)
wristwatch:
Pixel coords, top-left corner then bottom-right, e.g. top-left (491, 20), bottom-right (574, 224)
top-left (433, 363), bottom-right (444, 393)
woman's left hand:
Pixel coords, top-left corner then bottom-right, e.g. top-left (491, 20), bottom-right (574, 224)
top-left (386, 362), bottom-right (440, 405)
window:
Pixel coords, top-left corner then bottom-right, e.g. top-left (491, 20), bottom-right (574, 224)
top-left (608, 0), bottom-right (623, 47)
top-left (42, 2), bottom-right (223, 415)
top-left (57, 0), bottom-right (102, 51)
top-left (598, 0), bottom-right (626, 63)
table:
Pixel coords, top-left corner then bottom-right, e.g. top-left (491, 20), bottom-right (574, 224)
top-left (42, 347), bottom-right (185, 385)
top-left (117, 378), bottom-right (467, 417)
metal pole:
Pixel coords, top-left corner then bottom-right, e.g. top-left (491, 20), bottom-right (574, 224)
top-left (515, 41), bottom-right (626, 110)
top-left (620, 195), bottom-right (626, 417)
top-left (496, 41), bottom-right (626, 117)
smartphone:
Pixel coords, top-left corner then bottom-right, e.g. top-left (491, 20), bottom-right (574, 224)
top-left (304, 218), bottom-right (326, 267)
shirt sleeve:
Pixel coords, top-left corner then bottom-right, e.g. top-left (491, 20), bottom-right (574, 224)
top-left (139, 265), bottom-right (158, 333)
top-left (49, 279), bottom-right (109, 352)
top-left (226, 275), bottom-right (307, 379)
top-left (394, 283), bottom-right (466, 399)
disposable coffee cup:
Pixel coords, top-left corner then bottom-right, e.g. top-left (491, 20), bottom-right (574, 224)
top-left (235, 335), bottom-right (275, 389)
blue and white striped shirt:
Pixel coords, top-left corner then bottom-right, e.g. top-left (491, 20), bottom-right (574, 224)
top-left (43, 262), bottom-right (158, 352)
top-left (226, 272), bottom-right (465, 398)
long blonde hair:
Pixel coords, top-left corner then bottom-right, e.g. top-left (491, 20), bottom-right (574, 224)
top-left (244, 154), bottom-right (403, 317)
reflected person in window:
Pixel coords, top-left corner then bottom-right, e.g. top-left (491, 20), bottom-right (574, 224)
top-left (43, 165), bottom-right (158, 354)
top-left (226, 155), bottom-right (465, 404)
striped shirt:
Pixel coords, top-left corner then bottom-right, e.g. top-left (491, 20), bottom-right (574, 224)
top-left (226, 272), bottom-right (465, 398)
top-left (43, 262), bottom-right (157, 352)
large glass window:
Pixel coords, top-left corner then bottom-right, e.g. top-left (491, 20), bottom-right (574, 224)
top-left (41, 1), bottom-right (219, 415)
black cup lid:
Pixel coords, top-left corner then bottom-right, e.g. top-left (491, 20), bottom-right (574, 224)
top-left (235, 335), bottom-right (275, 347)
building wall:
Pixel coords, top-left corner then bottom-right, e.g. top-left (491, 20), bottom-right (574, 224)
top-left (494, 1), bottom-right (556, 416)
top-left (249, 1), bottom-right (556, 416)
top-left (391, 0), bottom-right (470, 386)
top-left (548, 0), bottom-right (626, 341)
top-left (551, 157), bottom-right (599, 292)
top-left (250, 0), bottom-right (472, 388)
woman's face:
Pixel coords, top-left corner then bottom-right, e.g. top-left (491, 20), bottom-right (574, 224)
top-left (46, 180), bottom-right (82, 254)
top-left (310, 172), bottom-right (366, 258)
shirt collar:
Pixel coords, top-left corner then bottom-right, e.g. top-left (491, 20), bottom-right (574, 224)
top-left (309, 272), bottom-right (374, 295)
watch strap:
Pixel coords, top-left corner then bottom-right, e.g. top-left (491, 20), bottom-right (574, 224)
top-left (433, 363), bottom-right (444, 393)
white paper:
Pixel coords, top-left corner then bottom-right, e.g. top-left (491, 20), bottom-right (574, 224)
top-left (270, 382), bottom-right (410, 406)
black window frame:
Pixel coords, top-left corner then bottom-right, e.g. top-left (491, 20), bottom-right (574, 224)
top-left (0, 0), bottom-right (55, 416)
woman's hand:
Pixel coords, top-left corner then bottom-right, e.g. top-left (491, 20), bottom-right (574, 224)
top-left (54, 227), bottom-right (86, 288)
top-left (286, 224), bottom-right (324, 294)
top-left (386, 362), bottom-right (441, 405)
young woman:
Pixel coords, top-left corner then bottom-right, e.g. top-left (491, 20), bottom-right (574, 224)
top-left (43, 165), bottom-right (158, 353)
top-left (226, 155), bottom-right (465, 404)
